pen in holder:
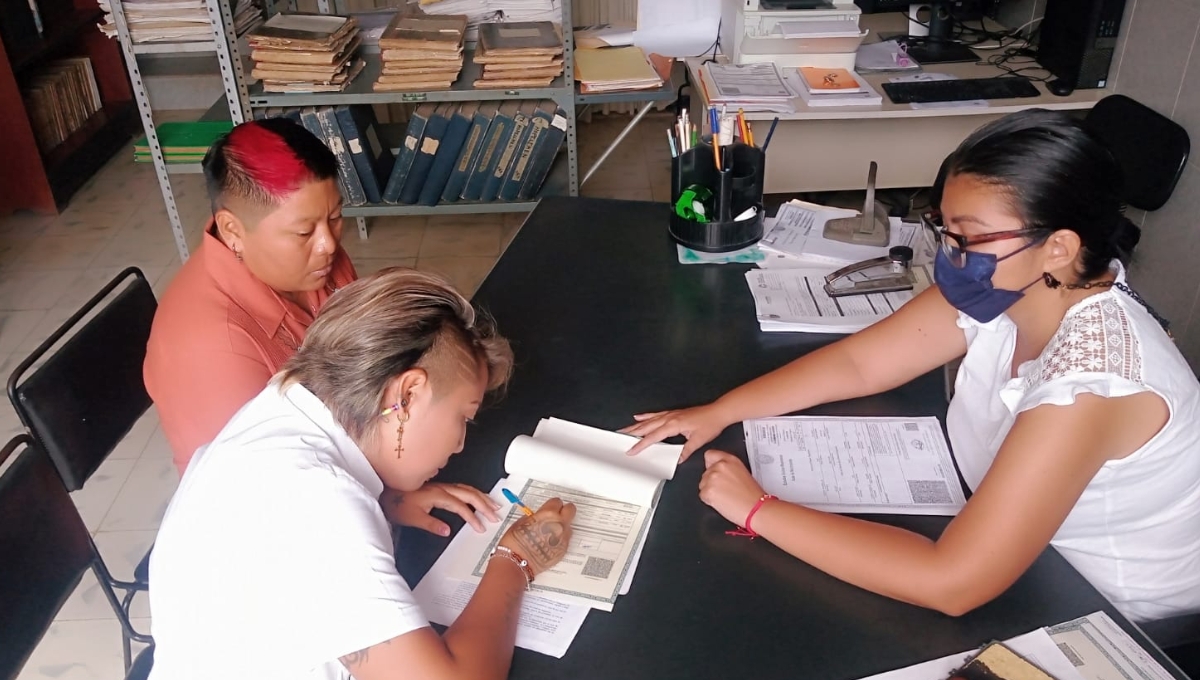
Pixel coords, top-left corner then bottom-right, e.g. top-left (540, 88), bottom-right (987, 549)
top-left (670, 135), bottom-right (765, 253)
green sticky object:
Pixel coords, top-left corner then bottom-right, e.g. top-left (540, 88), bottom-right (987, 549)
top-left (675, 185), bottom-right (713, 222)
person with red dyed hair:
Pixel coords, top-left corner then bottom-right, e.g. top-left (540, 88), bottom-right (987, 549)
top-left (145, 118), bottom-right (498, 537)
top-left (146, 117), bottom-right (355, 473)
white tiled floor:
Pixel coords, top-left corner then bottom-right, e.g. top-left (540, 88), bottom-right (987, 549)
top-left (3, 112), bottom-right (669, 680)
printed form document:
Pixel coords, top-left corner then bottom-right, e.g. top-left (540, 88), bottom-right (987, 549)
top-left (413, 419), bottom-right (681, 656)
top-left (745, 416), bottom-right (966, 515)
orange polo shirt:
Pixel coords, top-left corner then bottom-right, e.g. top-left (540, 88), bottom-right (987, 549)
top-left (145, 227), bottom-right (358, 474)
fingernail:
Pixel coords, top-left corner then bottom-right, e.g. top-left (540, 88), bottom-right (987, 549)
top-left (440, 527), bottom-right (450, 536)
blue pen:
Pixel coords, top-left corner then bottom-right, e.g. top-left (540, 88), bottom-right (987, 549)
top-left (709, 107), bottom-right (719, 138)
top-left (762, 116), bottom-right (780, 153)
top-left (502, 488), bottom-right (535, 517)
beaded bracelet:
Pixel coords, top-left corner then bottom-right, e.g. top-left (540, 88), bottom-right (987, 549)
top-left (490, 545), bottom-right (535, 590)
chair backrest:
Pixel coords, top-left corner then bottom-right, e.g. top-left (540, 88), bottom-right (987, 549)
top-left (0, 435), bottom-right (122, 679)
top-left (7, 267), bottom-right (156, 492)
top-left (1084, 94), bottom-right (1191, 211)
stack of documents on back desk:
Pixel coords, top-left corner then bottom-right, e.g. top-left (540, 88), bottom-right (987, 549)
top-left (746, 416), bottom-right (966, 515)
top-left (413, 418), bottom-right (682, 657)
top-left (700, 62), bottom-right (797, 114)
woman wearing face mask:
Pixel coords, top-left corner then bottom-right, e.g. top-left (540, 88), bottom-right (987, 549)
top-left (148, 267), bottom-right (577, 680)
top-left (622, 109), bottom-right (1200, 622)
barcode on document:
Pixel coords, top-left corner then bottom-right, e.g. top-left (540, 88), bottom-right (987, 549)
top-left (582, 556), bottom-right (615, 579)
top-left (908, 480), bottom-right (953, 505)
top-left (904, 422), bottom-right (919, 432)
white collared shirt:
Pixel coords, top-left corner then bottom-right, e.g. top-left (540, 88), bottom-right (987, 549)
top-left (946, 263), bottom-right (1200, 622)
top-left (148, 381), bottom-right (428, 680)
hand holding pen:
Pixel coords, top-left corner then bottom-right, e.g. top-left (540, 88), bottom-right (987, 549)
top-left (498, 488), bottom-right (577, 577)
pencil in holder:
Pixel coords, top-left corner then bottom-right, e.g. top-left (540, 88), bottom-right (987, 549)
top-left (669, 136), bottom-right (765, 253)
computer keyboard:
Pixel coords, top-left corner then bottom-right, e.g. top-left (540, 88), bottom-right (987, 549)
top-left (881, 77), bottom-right (1042, 104)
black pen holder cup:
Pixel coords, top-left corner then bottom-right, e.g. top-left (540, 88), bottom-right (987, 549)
top-left (668, 139), bottom-right (765, 253)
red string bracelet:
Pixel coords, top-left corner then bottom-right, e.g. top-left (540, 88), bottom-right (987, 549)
top-left (726, 494), bottom-right (778, 539)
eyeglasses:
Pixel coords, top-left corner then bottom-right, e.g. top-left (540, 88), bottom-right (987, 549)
top-left (921, 211), bottom-right (1047, 268)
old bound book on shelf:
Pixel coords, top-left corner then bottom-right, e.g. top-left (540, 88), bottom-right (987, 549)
top-left (477, 21), bottom-right (562, 56)
top-left (249, 12), bottom-right (357, 49)
top-left (374, 10), bottom-right (466, 91)
top-left (377, 12), bottom-right (467, 51)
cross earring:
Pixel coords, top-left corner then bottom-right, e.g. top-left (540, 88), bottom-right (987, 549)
top-left (381, 397), bottom-right (410, 458)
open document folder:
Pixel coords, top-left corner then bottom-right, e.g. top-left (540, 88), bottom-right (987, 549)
top-left (415, 418), bottom-right (682, 614)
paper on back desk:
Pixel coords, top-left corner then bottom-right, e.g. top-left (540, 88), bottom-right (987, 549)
top-left (504, 418), bottom-right (681, 507)
top-left (857, 628), bottom-right (1085, 680)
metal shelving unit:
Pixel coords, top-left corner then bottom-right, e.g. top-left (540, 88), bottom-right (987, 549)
top-left (108, 0), bottom-right (252, 261)
top-left (213, 0), bottom-right (580, 240)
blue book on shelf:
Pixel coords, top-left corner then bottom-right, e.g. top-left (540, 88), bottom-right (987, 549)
top-left (335, 104), bottom-right (393, 205)
top-left (399, 102), bottom-right (454, 205)
top-left (442, 101), bottom-right (497, 203)
top-left (480, 101), bottom-right (535, 203)
top-left (462, 100), bottom-right (519, 202)
top-left (381, 103), bottom-right (435, 204)
top-left (312, 106), bottom-right (367, 206)
top-left (500, 100), bottom-right (558, 201)
top-left (418, 102), bottom-right (476, 206)
top-left (518, 102), bottom-right (567, 200)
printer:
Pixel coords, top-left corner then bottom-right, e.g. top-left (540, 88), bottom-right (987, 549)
top-left (722, 0), bottom-right (867, 70)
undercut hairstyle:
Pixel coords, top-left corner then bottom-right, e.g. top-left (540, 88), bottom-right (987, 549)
top-left (931, 108), bottom-right (1139, 282)
top-left (279, 268), bottom-right (514, 443)
top-left (202, 118), bottom-right (339, 212)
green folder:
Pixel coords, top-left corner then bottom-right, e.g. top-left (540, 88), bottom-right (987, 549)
top-left (133, 121), bottom-right (233, 155)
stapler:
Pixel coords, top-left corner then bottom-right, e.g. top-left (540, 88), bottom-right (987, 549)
top-left (823, 245), bottom-right (915, 298)
top-left (823, 161), bottom-right (890, 248)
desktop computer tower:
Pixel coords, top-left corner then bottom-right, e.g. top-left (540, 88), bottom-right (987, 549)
top-left (1038, 0), bottom-right (1127, 88)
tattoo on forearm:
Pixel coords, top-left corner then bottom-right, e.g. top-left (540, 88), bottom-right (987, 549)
top-left (340, 647), bottom-right (370, 669)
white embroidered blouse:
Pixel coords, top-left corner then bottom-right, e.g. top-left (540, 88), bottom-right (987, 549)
top-left (946, 264), bottom-right (1200, 621)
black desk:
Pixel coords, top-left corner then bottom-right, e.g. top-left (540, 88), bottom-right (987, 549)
top-left (398, 196), bottom-right (1180, 680)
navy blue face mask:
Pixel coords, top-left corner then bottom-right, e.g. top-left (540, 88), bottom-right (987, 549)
top-left (934, 242), bottom-right (1044, 323)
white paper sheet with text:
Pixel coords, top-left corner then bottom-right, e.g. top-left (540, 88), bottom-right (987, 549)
top-left (1048, 611), bottom-right (1177, 680)
top-left (745, 416), bottom-right (966, 515)
top-left (744, 265), bottom-right (933, 333)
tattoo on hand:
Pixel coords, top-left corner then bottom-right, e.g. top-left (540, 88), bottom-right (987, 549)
top-left (511, 517), bottom-right (569, 573)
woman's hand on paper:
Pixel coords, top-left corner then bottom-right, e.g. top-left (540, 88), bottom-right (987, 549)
top-left (620, 404), bottom-right (729, 462)
top-left (382, 483), bottom-right (502, 537)
top-left (499, 497), bottom-right (577, 576)
top-left (699, 450), bottom-right (766, 527)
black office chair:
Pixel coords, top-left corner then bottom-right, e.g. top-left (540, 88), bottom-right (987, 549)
top-left (6, 266), bottom-right (158, 669)
top-left (1085, 95), bottom-right (1199, 669)
top-left (0, 434), bottom-right (154, 680)
top-left (1084, 94), bottom-right (1191, 211)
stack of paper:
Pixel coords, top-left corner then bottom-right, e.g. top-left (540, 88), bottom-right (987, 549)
top-left (420, 0), bottom-right (561, 43)
top-left (99, 0), bottom-right (260, 43)
top-left (472, 21), bottom-right (563, 88)
top-left (248, 13), bottom-right (364, 93)
top-left (574, 46), bottom-right (662, 93)
top-left (374, 12), bottom-right (467, 92)
top-left (412, 418), bottom-right (682, 657)
top-left (757, 200), bottom-right (934, 268)
top-left (787, 66), bottom-right (882, 107)
top-left (699, 62), bottom-right (796, 114)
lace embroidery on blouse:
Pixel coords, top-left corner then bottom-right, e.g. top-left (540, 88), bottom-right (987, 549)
top-left (1027, 295), bottom-right (1144, 387)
